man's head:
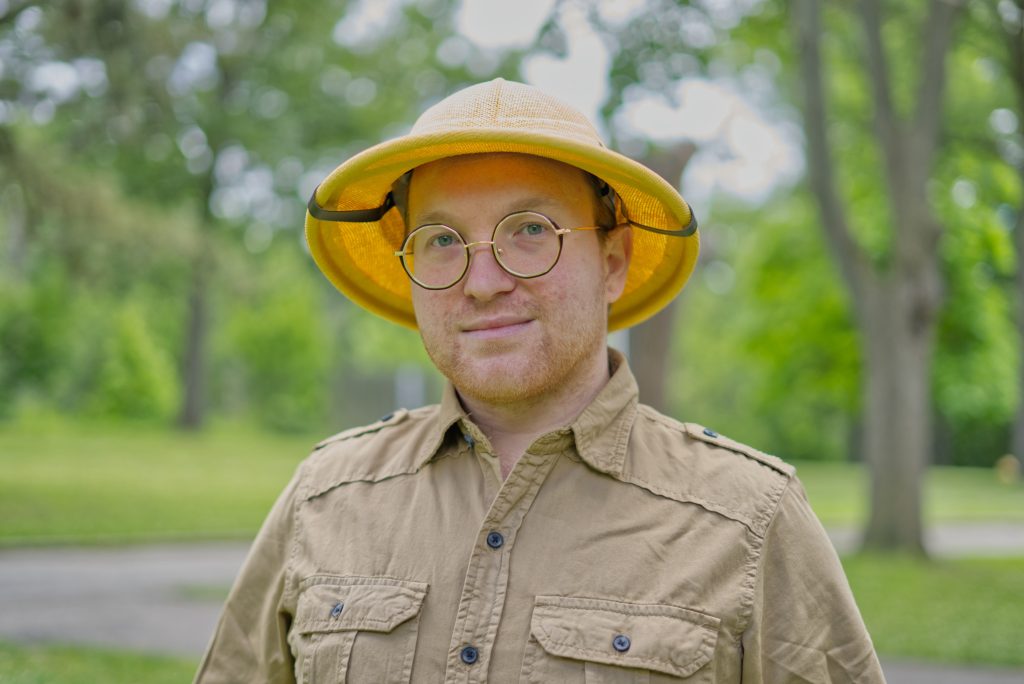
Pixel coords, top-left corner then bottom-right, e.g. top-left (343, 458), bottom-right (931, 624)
top-left (305, 78), bottom-right (699, 332)
top-left (403, 152), bottom-right (632, 405)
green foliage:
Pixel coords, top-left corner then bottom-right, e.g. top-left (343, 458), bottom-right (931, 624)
top-left (0, 272), bottom-right (72, 417)
top-left (930, 41), bottom-right (1019, 465)
top-left (671, 192), bottom-right (860, 462)
top-left (343, 304), bottom-right (434, 371)
top-left (219, 247), bottom-right (331, 432)
top-left (88, 305), bottom-right (180, 421)
top-left (932, 179), bottom-right (1016, 465)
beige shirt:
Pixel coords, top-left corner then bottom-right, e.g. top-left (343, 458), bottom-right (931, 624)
top-left (195, 352), bottom-right (884, 683)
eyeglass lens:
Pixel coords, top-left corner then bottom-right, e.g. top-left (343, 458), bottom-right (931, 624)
top-left (402, 212), bottom-right (563, 289)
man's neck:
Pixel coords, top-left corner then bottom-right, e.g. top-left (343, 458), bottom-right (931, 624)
top-left (457, 348), bottom-right (612, 478)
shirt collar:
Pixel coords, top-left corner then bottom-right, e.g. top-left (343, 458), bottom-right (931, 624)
top-left (418, 348), bottom-right (640, 477)
top-left (569, 348), bottom-right (639, 477)
top-left (411, 381), bottom-right (469, 469)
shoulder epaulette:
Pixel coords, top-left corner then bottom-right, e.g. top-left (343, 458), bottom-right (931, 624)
top-left (683, 422), bottom-right (795, 477)
top-left (312, 409), bottom-right (410, 451)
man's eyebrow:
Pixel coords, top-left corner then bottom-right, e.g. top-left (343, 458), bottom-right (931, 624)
top-left (412, 209), bottom-right (457, 226)
top-left (412, 196), bottom-right (563, 227)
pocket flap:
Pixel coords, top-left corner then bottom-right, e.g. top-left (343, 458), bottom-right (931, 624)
top-left (530, 596), bottom-right (719, 678)
top-left (295, 576), bottom-right (428, 635)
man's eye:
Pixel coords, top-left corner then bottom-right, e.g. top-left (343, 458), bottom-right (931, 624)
top-left (429, 234), bottom-right (456, 248)
top-left (518, 222), bottom-right (549, 237)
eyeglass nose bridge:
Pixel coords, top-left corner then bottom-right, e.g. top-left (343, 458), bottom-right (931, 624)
top-left (463, 239), bottom-right (506, 260)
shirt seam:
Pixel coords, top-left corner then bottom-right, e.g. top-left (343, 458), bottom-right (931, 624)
top-left (734, 476), bottom-right (794, 637)
top-left (615, 473), bottom-right (764, 536)
top-left (283, 461), bottom-right (305, 609)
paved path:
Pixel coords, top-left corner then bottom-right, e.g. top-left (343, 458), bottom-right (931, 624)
top-left (0, 542), bottom-right (247, 658)
top-left (828, 521), bottom-right (1024, 557)
top-left (1, 526), bottom-right (1023, 682)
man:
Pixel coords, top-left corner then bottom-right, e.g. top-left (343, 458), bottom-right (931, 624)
top-left (195, 78), bottom-right (884, 683)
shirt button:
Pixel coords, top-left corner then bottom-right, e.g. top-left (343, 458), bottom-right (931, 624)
top-left (612, 634), bottom-right (631, 652)
top-left (702, 427), bottom-right (719, 438)
top-left (329, 602), bottom-right (344, 618)
top-left (486, 531), bottom-right (504, 549)
top-left (460, 645), bottom-right (479, 664)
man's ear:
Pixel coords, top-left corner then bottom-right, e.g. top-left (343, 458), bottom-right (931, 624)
top-left (603, 225), bottom-right (633, 303)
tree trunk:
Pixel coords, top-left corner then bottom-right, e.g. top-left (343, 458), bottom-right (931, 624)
top-left (860, 276), bottom-right (935, 553)
top-left (631, 298), bottom-right (679, 413)
top-left (177, 166), bottom-right (216, 431)
top-left (793, 0), bottom-right (959, 554)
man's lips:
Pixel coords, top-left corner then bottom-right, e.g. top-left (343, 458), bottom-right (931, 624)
top-left (460, 316), bottom-right (534, 336)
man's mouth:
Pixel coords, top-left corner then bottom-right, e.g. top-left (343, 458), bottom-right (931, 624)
top-left (461, 316), bottom-right (534, 337)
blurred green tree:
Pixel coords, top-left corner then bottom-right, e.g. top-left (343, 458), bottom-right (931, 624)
top-left (90, 303), bottom-right (180, 419)
top-left (221, 247), bottom-right (330, 432)
top-left (0, 0), bottom-right (515, 429)
top-left (984, 0), bottom-right (1024, 466)
top-left (578, 0), bottom-right (1017, 553)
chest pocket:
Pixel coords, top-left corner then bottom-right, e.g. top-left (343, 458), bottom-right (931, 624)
top-left (290, 576), bottom-right (428, 684)
top-left (521, 596), bottom-right (719, 683)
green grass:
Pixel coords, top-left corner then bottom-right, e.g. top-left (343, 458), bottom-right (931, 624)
top-left (843, 554), bottom-right (1024, 667)
top-left (0, 418), bottom-right (315, 545)
top-left (0, 641), bottom-right (197, 684)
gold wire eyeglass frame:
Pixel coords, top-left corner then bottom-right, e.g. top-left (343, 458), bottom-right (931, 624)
top-left (393, 210), bottom-right (627, 290)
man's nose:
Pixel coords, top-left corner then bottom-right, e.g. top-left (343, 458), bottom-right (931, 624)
top-left (461, 242), bottom-right (516, 301)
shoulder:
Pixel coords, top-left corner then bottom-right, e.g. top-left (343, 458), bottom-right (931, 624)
top-left (623, 405), bottom-right (795, 537)
top-left (296, 405), bottom-right (442, 500)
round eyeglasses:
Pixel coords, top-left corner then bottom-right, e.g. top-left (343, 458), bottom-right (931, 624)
top-left (394, 211), bottom-right (615, 290)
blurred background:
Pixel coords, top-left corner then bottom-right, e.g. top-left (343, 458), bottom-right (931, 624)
top-left (1, 0), bottom-right (1022, 681)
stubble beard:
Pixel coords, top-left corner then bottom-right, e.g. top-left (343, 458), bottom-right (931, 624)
top-left (420, 295), bottom-right (609, 409)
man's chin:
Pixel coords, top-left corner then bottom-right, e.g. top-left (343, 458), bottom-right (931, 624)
top-left (447, 361), bottom-right (547, 405)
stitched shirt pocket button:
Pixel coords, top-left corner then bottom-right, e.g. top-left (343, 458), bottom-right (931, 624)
top-left (612, 634), bottom-right (631, 652)
top-left (329, 601), bottom-right (344, 618)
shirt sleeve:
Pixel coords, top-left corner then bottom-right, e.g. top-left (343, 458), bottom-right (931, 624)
top-left (193, 468), bottom-right (302, 684)
top-left (741, 477), bottom-right (886, 683)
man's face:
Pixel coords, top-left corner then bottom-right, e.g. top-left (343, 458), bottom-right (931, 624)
top-left (407, 153), bottom-right (631, 406)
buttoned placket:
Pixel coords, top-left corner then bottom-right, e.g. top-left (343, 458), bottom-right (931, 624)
top-left (443, 430), bottom-right (566, 683)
